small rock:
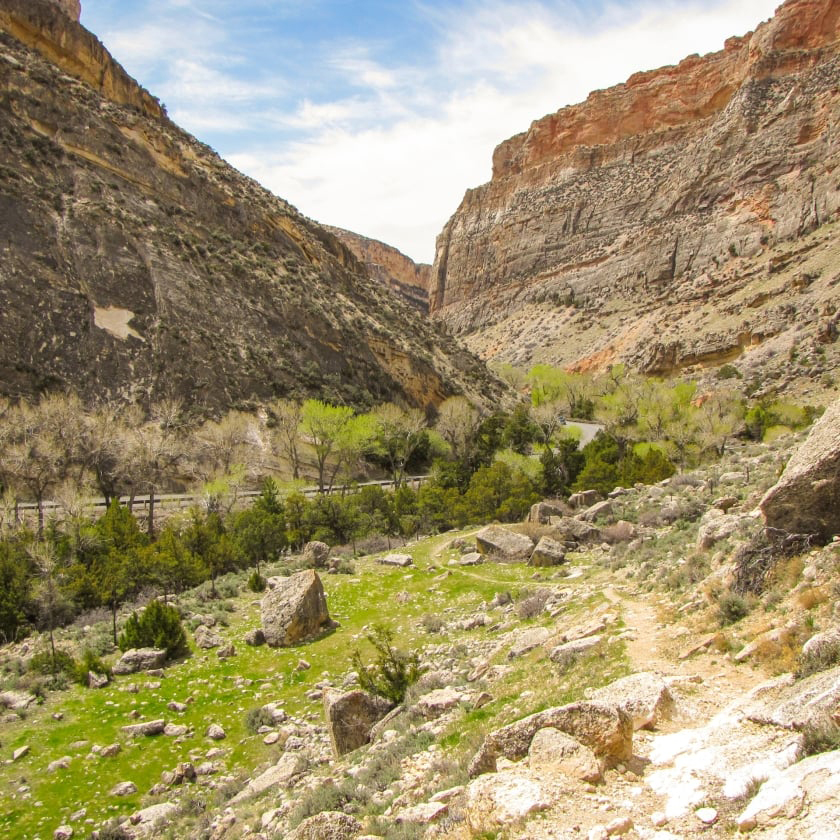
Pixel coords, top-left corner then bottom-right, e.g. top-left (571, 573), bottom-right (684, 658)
top-left (379, 553), bottom-right (414, 567)
top-left (110, 781), bottom-right (138, 797)
top-left (12, 745), bottom-right (30, 761)
top-left (100, 744), bottom-right (121, 758)
top-left (54, 827), bottom-right (73, 840)
top-left (216, 642), bottom-right (236, 659)
top-left (263, 732), bottom-right (280, 745)
top-left (588, 826), bottom-right (608, 840)
top-left (606, 815), bottom-right (633, 835)
top-left (48, 756), bottom-right (71, 772)
top-left (167, 701), bottom-right (188, 713)
top-left (206, 724), bottom-right (226, 740)
top-left (651, 811), bottom-right (668, 827)
top-left (695, 807), bottom-right (718, 824)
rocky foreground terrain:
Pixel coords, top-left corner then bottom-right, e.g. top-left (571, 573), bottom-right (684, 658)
top-left (0, 0), bottom-right (500, 411)
top-left (2, 401), bottom-right (839, 840)
top-left (430, 0), bottom-right (840, 398)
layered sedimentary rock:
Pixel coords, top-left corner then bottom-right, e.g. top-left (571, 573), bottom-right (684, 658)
top-left (326, 227), bottom-right (431, 313)
top-left (0, 0), bottom-right (503, 411)
top-left (431, 0), bottom-right (840, 391)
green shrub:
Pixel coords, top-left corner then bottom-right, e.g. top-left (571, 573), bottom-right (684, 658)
top-left (802, 717), bottom-right (840, 756)
top-left (352, 624), bottom-right (423, 704)
top-left (718, 590), bottom-right (750, 626)
top-left (74, 649), bottom-right (111, 686)
top-left (245, 706), bottom-right (275, 733)
top-left (28, 649), bottom-right (76, 676)
top-left (247, 570), bottom-right (267, 592)
top-left (118, 600), bottom-right (188, 660)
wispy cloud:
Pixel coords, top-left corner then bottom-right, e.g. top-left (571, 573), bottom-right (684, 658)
top-left (86, 0), bottom-right (780, 262)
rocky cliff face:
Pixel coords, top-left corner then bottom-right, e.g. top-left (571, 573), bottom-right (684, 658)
top-left (0, 0), bottom-right (504, 412)
top-left (325, 227), bottom-right (430, 314)
top-left (430, 0), bottom-right (840, 390)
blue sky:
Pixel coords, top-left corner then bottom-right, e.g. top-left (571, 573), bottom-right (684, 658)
top-left (80, 0), bottom-right (780, 263)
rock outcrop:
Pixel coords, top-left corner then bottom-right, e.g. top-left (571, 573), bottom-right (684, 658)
top-left (0, 0), bottom-right (506, 412)
top-left (430, 0), bottom-right (840, 391)
top-left (326, 226), bottom-right (431, 313)
top-left (323, 689), bottom-right (393, 757)
top-left (260, 570), bottom-right (334, 647)
top-left (475, 525), bottom-right (534, 562)
top-left (760, 398), bottom-right (840, 541)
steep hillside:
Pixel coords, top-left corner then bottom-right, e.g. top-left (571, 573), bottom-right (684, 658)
top-left (326, 227), bottom-right (431, 314)
top-left (0, 0), bottom-right (503, 412)
top-left (430, 0), bottom-right (840, 394)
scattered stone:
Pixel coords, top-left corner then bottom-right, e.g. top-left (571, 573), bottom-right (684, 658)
top-left (475, 525), bottom-right (535, 562)
top-left (378, 553), bottom-right (414, 567)
top-left (261, 569), bottom-right (335, 647)
top-left (324, 689), bottom-right (393, 756)
top-left (760, 398), bottom-right (840, 542)
top-left (302, 540), bottom-right (330, 568)
top-left (12, 745), bottom-right (30, 761)
top-left (529, 501), bottom-right (566, 523)
top-left (194, 625), bottom-right (222, 649)
top-left (589, 672), bottom-right (675, 730)
top-left (695, 807), bottom-right (718, 824)
top-left (216, 642), bottom-right (236, 659)
top-left (395, 801), bottom-right (448, 824)
top-left (112, 648), bottom-right (167, 675)
top-left (469, 701), bottom-right (633, 776)
top-left (588, 826), bottom-right (608, 840)
top-left (550, 635), bottom-right (603, 670)
top-left (508, 626), bottom-right (553, 659)
top-left (244, 628), bottom-right (266, 646)
top-left (206, 723), bottom-right (226, 740)
top-left (606, 816), bottom-right (633, 835)
top-left (163, 724), bottom-right (188, 737)
top-left (578, 499), bottom-right (613, 522)
top-left (548, 517), bottom-right (602, 545)
top-left (696, 509), bottom-right (750, 550)
top-left (490, 591), bottom-right (512, 608)
top-left (122, 719), bottom-right (166, 737)
top-left (110, 781), bottom-right (137, 796)
top-left (167, 701), bottom-right (188, 713)
top-left (263, 732), bottom-right (280, 745)
top-left (128, 802), bottom-right (179, 831)
top-left (799, 628), bottom-right (840, 675)
top-left (87, 671), bottom-right (108, 689)
top-left (459, 552), bottom-right (484, 566)
top-left (230, 752), bottom-right (308, 803)
top-left (529, 536), bottom-right (567, 567)
top-left (48, 756), bottom-right (71, 772)
top-left (414, 687), bottom-right (462, 718)
top-left (713, 496), bottom-right (738, 512)
top-left (465, 772), bottom-right (549, 833)
top-left (286, 811), bottom-right (362, 840)
top-left (0, 691), bottom-right (35, 711)
top-left (744, 665), bottom-right (840, 730)
top-left (651, 811), bottom-right (668, 827)
top-left (100, 744), bottom-right (121, 758)
top-left (528, 727), bottom-right (602, 782)
top-left (54, 826), bottom-right (73, 840)
top-left (568, 490), bottom-right (602, 509)
top-left (296, 659), bottom-right (311, 671)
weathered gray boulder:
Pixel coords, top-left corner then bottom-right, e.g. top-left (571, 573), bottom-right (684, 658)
top-left (121, 719), bottom-right (166, 737)
top-left (414, 687), bottom-right (462, 719)
top-left (696, 509), bottom-right (751, 550)
top-left (549, 635), bottom-right (603, 670)
top-left (87, 671), bottom-right (108, 689)
top-left (469, 701), bottom-right (633, 776)
top-left (547, 517), bottom-right (602, 545)
top-left (800, 628), bottom-right (840, 675)
top-left (194, 625), bottom-right (222, 649)
top-left (529, 536), bottom-right (567, 567)
top-left (465, 772), bottom-right (549, 834)
top-left (744, 665), bottom-right (840, 730)
top-left (110, 781), bottom-right (137, 796)
top-left (475, 525), bottom-right (534, 562)
top-left (528, 501), bottom-right (566, 523)
top-left (244, 628), bottom-right (265, 646)
top-left (568, 490), bottom-right (602, 509)
top-left (0, 690), bottom-right (36, 711)
top-left (230, 752), bottom-right (308, 803)
top-left (324, 689), bottom-right (393, 756)
top-left (588, 672), bottom-right (675, 730)
top-left (760, 398), bottom-right (840, 542)
top-left (112, 648), bottom-right (167, 675)
top-left (528, 728), bottom-right (603, 782)
top-left (261, 570), bottom-right (334, 647)
top-left (286, 812), bottom-right (362, 840)
top-left (302, 540), bottom-right (330, 568)
top-left (378, 553), bottom-right (414, 567)
top-left (128, 802), bottom-right (179, 833)
top-left (577, 499), bottom-right (613, 523)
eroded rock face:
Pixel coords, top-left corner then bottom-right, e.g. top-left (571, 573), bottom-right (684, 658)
top-left (429, 0), bottom-right (840, 384)
top-left (475, 525), bottom-right (534, 562)
top-left (469, 702), bottom-right (633, 777)
top-left (760, 398), bottom-right (840, 542)
top-left (261, 570), bottom-right (334, 647)
top-left (0, 0), bottom-right (507, 413)
top-left (323, 689), bottom-right (393, 757)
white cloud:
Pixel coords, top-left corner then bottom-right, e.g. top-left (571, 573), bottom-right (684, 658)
top-left (230, 0), bottom-right (779, 262)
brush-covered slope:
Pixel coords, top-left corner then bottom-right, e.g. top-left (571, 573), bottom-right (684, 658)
top-left (430, 0), bottom-right (840, 389)
top-left (0, 0), bottom-right (502, 412)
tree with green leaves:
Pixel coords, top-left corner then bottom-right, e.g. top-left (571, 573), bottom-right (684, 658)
top-left (299, 400), bottom-right (355, 493)
top-left (373, 403), bottom-right (427, 487)
top-left (230, 487), bottom-right (287, 576)
top-left (352, 624), bottom-right (423, 704)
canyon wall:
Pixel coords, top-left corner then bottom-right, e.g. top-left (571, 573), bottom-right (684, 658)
top-left (430, 0), bottom-right (840, 388)
top-left (0, 0), bottom-right (504, 412)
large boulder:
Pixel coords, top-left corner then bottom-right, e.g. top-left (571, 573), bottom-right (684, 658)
top-left (468, 701), bottom-right (633, 776)
top-left (194, 625), bottom-right (222, 649)
top-left (568, 490), bottom-right (602, 509)
top-left (744, 665), bottom-right (840, 730)
top-left (529, 536), bottom-right (567, 567)
top-left (475, 525), bottom-right (534, 562)
top-left (260, 570), bottom-right (334, 647)
top-left (547, 517), bottom-right (602, 545)
top-left (323, 689), bottom-right (393, 756)
top-left (112, 648), bottom-right (167, 675)
top-left (230, 752), bottom-right (308, 803)
top-left (528, 501), bottom-right (566, 524)
top-left (302, 540), bottom-right (330, 568)
top-left (528, 728), bottom-right (603, 782)
top-left (760, 399), bottom-right (840, 542)
top-left (465, 772), bottom-right (549, 834)
top-left (577, 499), bottom-right (613, 523)
top-left (588, 672), bottom-right (675, 730)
